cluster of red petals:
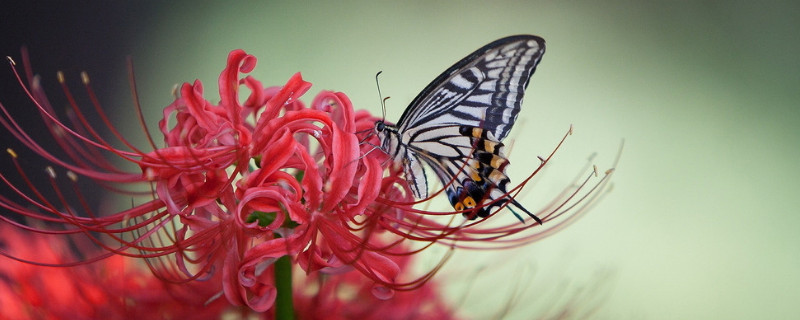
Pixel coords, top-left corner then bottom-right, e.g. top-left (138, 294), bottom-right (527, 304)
top-left (0, 224), bottom-right (229, 319)
top-left (134, 50), bottom-right (420, 311)
top-left (0, 48), bottom-right (613, 313)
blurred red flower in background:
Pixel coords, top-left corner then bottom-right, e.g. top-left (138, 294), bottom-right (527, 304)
top-left (0, 223), bottom-right (229, 319)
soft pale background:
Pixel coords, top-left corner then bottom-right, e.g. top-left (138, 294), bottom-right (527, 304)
top-left (3, 1), bottom-right (798, 319)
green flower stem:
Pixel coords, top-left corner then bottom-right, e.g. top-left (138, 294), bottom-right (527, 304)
top-left (274, 254), bottom-right (295, 320)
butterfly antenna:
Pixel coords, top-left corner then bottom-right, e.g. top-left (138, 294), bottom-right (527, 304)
top-left (375, 71), bottom-right (389, 121)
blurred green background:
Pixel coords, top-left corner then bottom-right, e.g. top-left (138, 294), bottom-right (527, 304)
top-left (2, 1), bottom-right (798, 318)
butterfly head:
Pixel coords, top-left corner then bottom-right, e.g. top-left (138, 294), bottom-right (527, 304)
top-left (374, 120), bottom-right (386, 133)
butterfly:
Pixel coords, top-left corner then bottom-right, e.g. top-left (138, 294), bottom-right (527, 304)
top-left (374, 35), bottom-right (546, 224)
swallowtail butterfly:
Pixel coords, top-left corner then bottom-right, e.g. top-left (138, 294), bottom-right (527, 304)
top-left (374, 35), bottom-right (546, 223)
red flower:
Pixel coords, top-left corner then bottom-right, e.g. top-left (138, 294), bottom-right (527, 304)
top-left (0, 224), bottom-right (229, 319)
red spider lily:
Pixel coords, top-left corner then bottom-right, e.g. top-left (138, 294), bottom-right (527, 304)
top-left (0, 47), bottom-right (615, 314)
top-left (0, 223), bottom-right (230, 319)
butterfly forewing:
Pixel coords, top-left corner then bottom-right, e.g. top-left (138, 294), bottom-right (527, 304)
top-left (375, 35), bottom-right (546, 223)
top-left (398, 35), bottom-right (545, 141)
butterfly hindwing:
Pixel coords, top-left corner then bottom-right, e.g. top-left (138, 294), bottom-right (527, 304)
top-left (437, 126), bottom-right (513, 220)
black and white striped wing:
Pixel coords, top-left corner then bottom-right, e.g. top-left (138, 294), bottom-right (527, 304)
top-left (397, 35), bottom-right (545, 141)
